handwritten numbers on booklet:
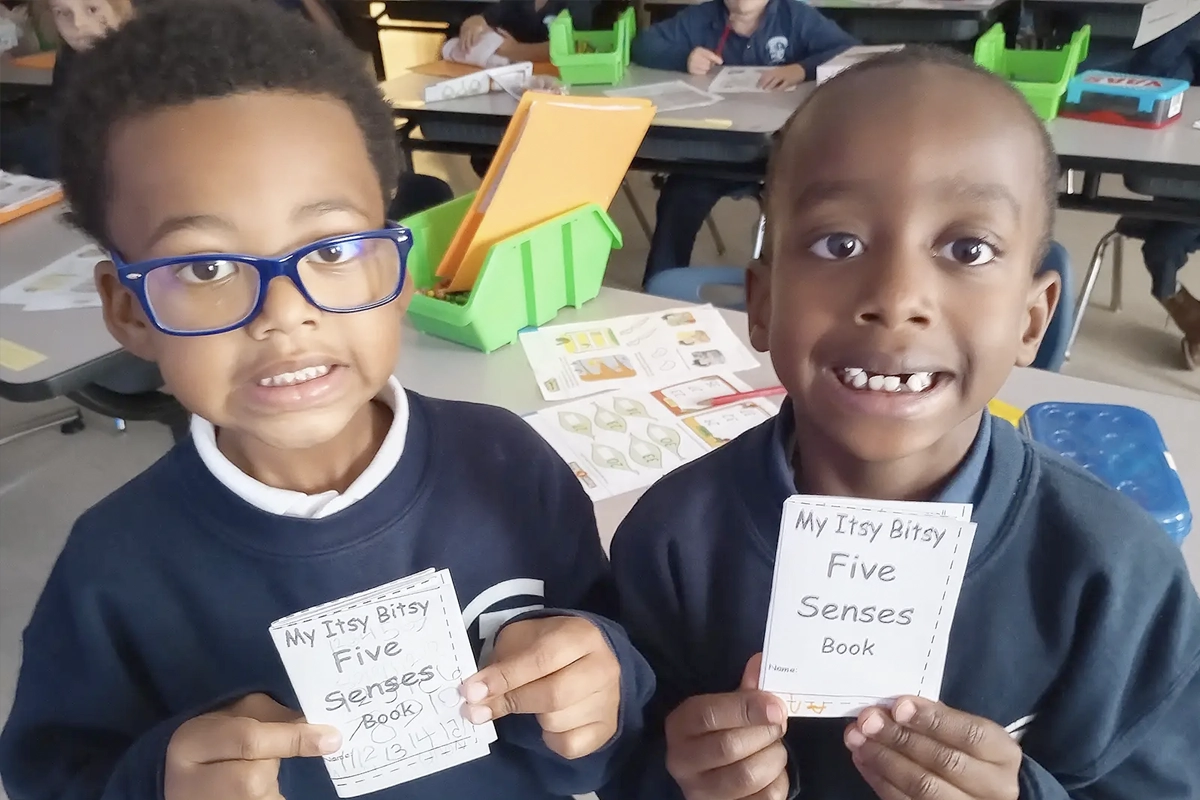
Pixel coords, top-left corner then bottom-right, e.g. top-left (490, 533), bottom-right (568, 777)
top-left (760, 497), bottom-right (976, 718)
top-left (270, 569), bottom-right (496, 796)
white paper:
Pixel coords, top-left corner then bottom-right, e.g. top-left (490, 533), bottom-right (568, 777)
top-left (816, 44), bottom-right (905, 84)
top-left (1135, 0), bottom-right (1199, 48)
top-left (270, 570), bottom-right (496, 796)
top-left (526, 374), bottom-right (779, 500)
top-left (603, 80), bottom-right (722, 113)
top-left (0, 243), bottom-right (104, 311)
top-left (759, 497), bottom-right (977, 718)
top-left (0, 170), bottom-right (59, 214)
top-left (423, 61), bottom-right (533, 103)
top-left (519, 305), bottom-right (760, 401)
top-left (708, 67), bottom-right (793, 94)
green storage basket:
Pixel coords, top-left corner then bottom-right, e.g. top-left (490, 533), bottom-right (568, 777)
top-left (549, 7), bottom-right (635, 86)
top-left (400, 193), bottom-right (622, 353)
top-left (973, 24), bottom-right (1091, 120)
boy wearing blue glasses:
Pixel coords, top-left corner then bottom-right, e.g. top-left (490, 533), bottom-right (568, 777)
top-left (0, 2), bottom-right (652, 799)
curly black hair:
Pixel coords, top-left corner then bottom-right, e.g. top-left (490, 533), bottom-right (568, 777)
top-left (764, 45), bottom-right (1060, 266)
top-left (56, 0), bottom-right (400, 251)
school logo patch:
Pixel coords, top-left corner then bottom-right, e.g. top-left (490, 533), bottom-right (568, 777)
top-left (543, 14), bottom-right (556, 29)
top-left (461, 578), bottom-right (546, 661)
top-left (767, 36), bottom-right (789, 64)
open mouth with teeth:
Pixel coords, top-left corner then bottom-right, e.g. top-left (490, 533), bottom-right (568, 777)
top-left (257, 364), bottom-right (333, 388)
top-left (836, 367), bottom-right (942, 394)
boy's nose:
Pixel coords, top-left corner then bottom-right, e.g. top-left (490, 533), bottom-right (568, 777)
top-left (246, 276), bottom-right (320, 339)
top-left (853, 251), bottom-right (936, 330)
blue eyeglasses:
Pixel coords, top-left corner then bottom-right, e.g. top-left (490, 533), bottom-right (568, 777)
top-left (113, 226), bottom-right (413, 336)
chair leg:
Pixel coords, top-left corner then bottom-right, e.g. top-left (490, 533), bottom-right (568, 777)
top-left (1067, 230), bottom-right (1120, 361)
top-left (705, 214), bottom-right (727, 257)
top-left (622, 180), bottom-right (654, 243)
top-left (1109, 235), bottom-right (1124, 312)
top-left (753, 213), bottom-right (766, 261)
top-left (1066, 169), bottom-right (1075, 194)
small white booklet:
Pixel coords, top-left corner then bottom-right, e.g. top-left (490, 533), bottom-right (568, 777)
top-left (759, 496), bottom-right (976, 718)
top-left (271, 569), bottom-right (496, 796)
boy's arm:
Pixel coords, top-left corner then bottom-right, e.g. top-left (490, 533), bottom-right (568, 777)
top-left (630, 11), bottom-right (700, 72)
top-left (789, 5), bottom-right (857, 78)
top-left (0, 549), bottom-right (190, 799)
top-left (487, 452), bottom-right (655, 795)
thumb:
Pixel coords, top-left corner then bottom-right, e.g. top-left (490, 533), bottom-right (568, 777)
top-left (741, 653), bottom-right (764, 690)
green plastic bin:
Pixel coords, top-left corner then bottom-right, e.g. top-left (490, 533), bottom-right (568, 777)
top-left (549, 8), bottom-right (635, 86)
top-left (973, 24), bottom-right (1091, 120)
top-left (400, 193), bottom-right (622, 353)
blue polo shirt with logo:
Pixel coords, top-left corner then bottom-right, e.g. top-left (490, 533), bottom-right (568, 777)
top-left (631, 0), bottom-right (856, 75)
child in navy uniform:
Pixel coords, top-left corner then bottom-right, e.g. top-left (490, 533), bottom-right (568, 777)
top-left (0, 2), bottom-right (652, 798)
top-left (607, 47), bottom-right (1200, 800)
top-left (631, 0), bottom-right (856, 285)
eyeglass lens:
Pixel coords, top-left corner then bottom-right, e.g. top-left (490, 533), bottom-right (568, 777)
top-left (142, 236), bottom-right (402, 333)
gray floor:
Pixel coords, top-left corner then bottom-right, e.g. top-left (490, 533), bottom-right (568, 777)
top-left (0, 157), bottom-right (1196, 793)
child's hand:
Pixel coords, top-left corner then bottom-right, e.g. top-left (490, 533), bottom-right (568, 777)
top-left (164, 693), bottom-right (341, 800)
top-left (844, 696), bottom-right (1022, 800)
top-left (461, 616), bottom-right (621, 760)
top-left (757, 64), bottom-right (806, 90)
top-left (460, 14), bottom-right (491, 49)
top-left (688, 47), bottom-right (724, 75)
top-left (664, 654), bottom-right (790, 800)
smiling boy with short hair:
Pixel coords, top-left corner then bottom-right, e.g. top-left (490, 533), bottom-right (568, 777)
top-left (607, 46), bottom-right (1200, 800)
top-left (0, 2), bottom-right (653, 798)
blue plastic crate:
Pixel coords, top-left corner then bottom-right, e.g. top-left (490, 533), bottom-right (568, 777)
top-left (1022, 402), bottom-right (1191, 544)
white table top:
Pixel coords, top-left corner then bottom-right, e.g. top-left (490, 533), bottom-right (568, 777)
top-left (384, 64), bottom-right (804, 134)
top-left (384, 68), bottom-right (1200, 170)
top-left (0, 208), bottom-right (108, 394)
top-left (394, 289), bottom-right (1200, 578)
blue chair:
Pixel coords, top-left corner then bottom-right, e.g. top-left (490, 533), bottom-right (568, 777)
top-left (645, 239), bottom-right (1076, 373)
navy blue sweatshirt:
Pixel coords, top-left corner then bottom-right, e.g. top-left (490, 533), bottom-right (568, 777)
top-left (606, 405), bottom-right (1200, 799)
top-left (481, 1), bottom-right (592, 44)
top-left (0, 393), bottom-right (654, 800)
top-left (631, 0), bottom-right (856, 75)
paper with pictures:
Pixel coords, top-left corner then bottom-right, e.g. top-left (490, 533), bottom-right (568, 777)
top-left (520, 305), bottom-right (760, 401)
top-left (526, 374), bottom-right (779, 500)
top-left (603, 80), bottom-right (722, 113)
top-left (0, 244), bottom-right (104, 311)
top-left (708, 67), bottom-right (793, 94)
top-left (760, 496), bottom-right (976, 718)
top-left (0, 171), bottom-right (60, 213)
top-left (270, 570), bottom-right (496, 796)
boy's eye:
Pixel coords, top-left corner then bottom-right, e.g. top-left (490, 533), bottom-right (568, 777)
top-left (939, 238), bottom-right (997, 266)
top-left (809, 233), bottom-right (864, 261)
top-left (174, 260), bottom-right (240, 284)
top-left (307, 241), bottom-right (366, 266)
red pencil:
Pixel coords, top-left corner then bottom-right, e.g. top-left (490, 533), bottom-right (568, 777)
top-left (715, 24), bottom-right (731, 60)
top-left (703, 386), bottom-right (787, 408)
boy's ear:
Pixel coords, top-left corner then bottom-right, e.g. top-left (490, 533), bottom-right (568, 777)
top-left (95, 261), bottom-right (157, 362)
top-left (1015, 267), bottom-right (1061, 367)
top-left (746, 259), bottom-right (771, 353)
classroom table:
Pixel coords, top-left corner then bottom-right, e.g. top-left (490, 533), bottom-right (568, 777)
top-left (390, 288), bottom-right (1200, 571)
top-left (385, 67), bottom-right (1200, 221)
top-left (384, 65), bottom-right (797, 179)
top-left (0, 57), bottom-right (53, 87)
top-left (0, 207), bottom-right (184, 441)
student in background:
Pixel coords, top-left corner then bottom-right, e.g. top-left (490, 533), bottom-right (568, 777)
top-left (0, 2), bottom-right (653, 798)
top-left (606, 47), bottom-right (1200, 800)
top-left (631, 0), bottom-right (856, 286)
top-left (0, 0), bottom-right (134, 178)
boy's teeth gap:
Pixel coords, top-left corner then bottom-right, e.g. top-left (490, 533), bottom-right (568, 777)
top-left (836, 367), bottom-right (939, 393)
